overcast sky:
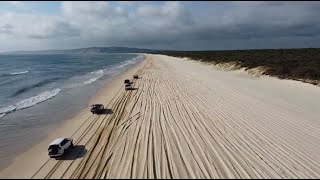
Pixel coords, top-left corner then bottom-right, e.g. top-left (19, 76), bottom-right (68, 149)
top-left (1, 1), bottom-right (320, 52)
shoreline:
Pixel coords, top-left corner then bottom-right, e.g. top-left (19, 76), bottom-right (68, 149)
top-left (0, 54), bottom-right (148, 178)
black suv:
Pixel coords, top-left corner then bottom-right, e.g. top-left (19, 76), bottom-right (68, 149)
top-left (90, 104), bottom-right (104, 114)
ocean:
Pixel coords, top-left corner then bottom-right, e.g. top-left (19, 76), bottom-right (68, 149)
top-left (0, 53), bottom-right (144, 169)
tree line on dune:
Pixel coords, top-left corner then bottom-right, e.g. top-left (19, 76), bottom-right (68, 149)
top-left (153, 48), bottom-right (320, 85)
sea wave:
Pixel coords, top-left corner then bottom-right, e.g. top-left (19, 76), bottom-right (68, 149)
top-left (115, 60), bottom-right (137, 69)
top-left (0, 105), bottom-right (17, 119)
top-left (10, 71), bottom-right (29, 75)
top-left (111, 55), bottom-right (144, 70)
top-left (16, 88), bottom-right (61, 110)
top-left (0, 89), bottom-right (61, 119)
top-left (0, 71), bottom-right (29, 78)
top-left (81, 77), bottom-right (100, 86)
top-left (0, 105), bottom-right (16, 114)
top-left (11, 77), bottom-right (61, 97)
top-left (0, 113), bottom-right (5, 119)
top-left (64, 70), bottom-right (104, 89)
top-left (81, 70), bottom-right (104, 86)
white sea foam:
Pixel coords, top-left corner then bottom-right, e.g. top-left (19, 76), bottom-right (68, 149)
top-left (113, 56), bottom-right (142, 70)
top-left (0, 105), bottom-right (17, 119)
top-left (116, 60), bottom-right (136, 69)
top-left (9, 71), bottom-right (29, 75)
top-left (0, 113), bottom-right (5, 119)
top-left (64, 70), bottom-right (104, 89)
top-left (82, 78), bottom-right (99, 85)
top-left (0, 89), bottom-right (60, 118)
top-left (16, 88), bottom-right (61, 110)
top-left (0, 105), bottom-right (16, 114)
top-left (81, 70), bottom-right (104, 85)
top-left (63, 55), bottom-right (143, 90)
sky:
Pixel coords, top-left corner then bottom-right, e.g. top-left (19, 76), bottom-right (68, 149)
top-left (1, 1), bottom-right (320, 52)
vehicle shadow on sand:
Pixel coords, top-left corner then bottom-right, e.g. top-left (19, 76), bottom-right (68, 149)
top-left (127, 87), bottom-right (138, 91)
top-left (96, 109), bottom-right (113, 115)
top-left (55, 145), bottom-right (87, 160)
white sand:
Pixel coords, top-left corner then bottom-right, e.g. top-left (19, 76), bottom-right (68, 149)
top-left (1, 54), bottom-right (320, 179)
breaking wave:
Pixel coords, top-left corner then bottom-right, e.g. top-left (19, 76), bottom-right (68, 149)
top-left (0, 105), bottom-right (16, 119)
top-left (16, 88), bottom-right (61, 110)
top-left (0, 71), bottom-right (29, 77)
top-left (9, 71), bottom-right (29, 75)
top-left (81, 70), bottom-right (104, 86)
top-left (0, 113), bottom-right (5, 119)
top-left (0, 105), bottom-right (16, 114)
top-left (0, 89), bottom-right (61, 119)
top-left (64, 70), bottom-right (104, 89)
top-left (114, 60), bottom-right (137, 69)
top-left (11, 77), bottom-right (61, 97)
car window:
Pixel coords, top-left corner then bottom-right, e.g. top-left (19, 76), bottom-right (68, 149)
top-left (60, 139), bottom-right (69, 146)
top-left (48, 145), bottom-right (60, 150)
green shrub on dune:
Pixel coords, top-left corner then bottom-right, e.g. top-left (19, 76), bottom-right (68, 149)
top-left (155, 48), bottom-right (320, 85)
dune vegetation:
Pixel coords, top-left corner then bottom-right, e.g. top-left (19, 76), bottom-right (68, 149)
top-left (154, 48), bottom-right (320, 85)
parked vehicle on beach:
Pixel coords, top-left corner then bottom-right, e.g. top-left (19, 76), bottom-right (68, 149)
top-left (124, 79), bottom-right (131, 84)
top-left (90, 104), bottom-right (105, 114)
top-left (48, 138), bottom-right (73, 158)
top-left (133, 75), bottom-right (139, 79)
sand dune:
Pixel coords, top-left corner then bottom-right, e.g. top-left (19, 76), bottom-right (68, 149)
top-left (1, 54), bottom-right (320, 179)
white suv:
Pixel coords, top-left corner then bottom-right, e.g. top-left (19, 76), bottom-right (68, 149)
top-left (48, 138), bottom-right (74, 158)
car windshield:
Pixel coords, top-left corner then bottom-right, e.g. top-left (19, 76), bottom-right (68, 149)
top-left (48, 145), bottom-right (60, 150)
top-left (48, 145), bottom-right (60, 154)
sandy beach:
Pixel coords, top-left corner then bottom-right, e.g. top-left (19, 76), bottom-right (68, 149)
top-left (1, 54), bottom-right (320, 178)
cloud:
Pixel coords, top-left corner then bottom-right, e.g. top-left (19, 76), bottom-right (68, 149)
top-left (27, 21), bottom-right (80, 39)
top-left (58, 1), bottom-right (320, 50)
top-left (7, 1), bottom-right (24, 6)
top-left (0, 12), bottom-right (79, 39)
top-left (1, 1), bottom-right (320, 52)
top-left (62, 1), bottom-right (126, 20)
top-left (0, 24), bottom-right (14, 34)
top-left (177, 1), bottom-right (320, 47)
top-left (59, 1), bottom-right (194, 45)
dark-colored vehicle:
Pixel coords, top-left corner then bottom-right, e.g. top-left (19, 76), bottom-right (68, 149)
top-left (90, 104), bottom-right (104, 114)
top-left (133, 75), bottom-right (139, 79)
top-left (124, 79), bottom-right (131, 84)
top-left (125, 84), bottom-right (132, 90)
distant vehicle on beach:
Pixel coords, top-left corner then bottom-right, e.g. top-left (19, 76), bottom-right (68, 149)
top-left (48, 138), bottom-right (73, 158)
top-left (90, 104), bottom-right (105, 114)
top-left (124, 79), bottom-right (131, 84)
top-left (125, 83), bottom-right (132, 90)
top-left (133, 75), bottom-right (139, 79)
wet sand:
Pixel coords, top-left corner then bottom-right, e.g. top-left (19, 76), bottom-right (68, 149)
top-left (1, 54), bottom-right (320, 178)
